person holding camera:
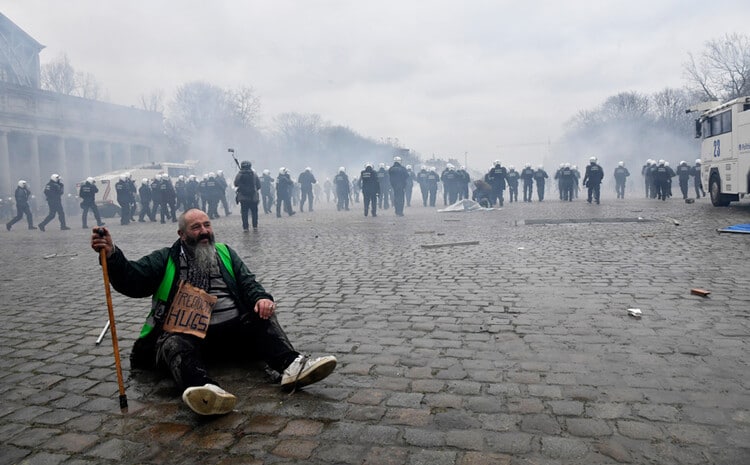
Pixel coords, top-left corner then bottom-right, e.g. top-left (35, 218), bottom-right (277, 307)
top-left (234, 160), bottom-right (261, 231)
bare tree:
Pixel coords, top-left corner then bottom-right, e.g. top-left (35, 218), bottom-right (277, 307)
top-left (228, 86), bottom-right (261, 127)
top-left (40, 53), bottom-right (76, 95)
top-left (651, 88), bottom-right (693, 136)
top-left (76, 71), bottom-right (102, 100)
top-left (601, 92), bottom-right (650, 121)
top-left (139, 89), bottom-right (165, 113)
top-left (684, 33), bottom-right (750, 101)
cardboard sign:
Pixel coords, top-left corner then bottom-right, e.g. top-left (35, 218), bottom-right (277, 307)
top-left (162, 281), bottom-right (218, 338)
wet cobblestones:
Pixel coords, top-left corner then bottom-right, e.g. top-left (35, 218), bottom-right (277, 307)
top-left (1, 194), bottom-right (749, 464)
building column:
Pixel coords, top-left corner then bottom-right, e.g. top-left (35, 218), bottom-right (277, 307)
top-left (82, 139), bottom-right (91, 176)
top-left (124, 144), bottom-right (133, 167)
top-left (56, 136), bottom-right (67, 182)
top-left (30, 134), bottom-right (41, 193)
top-left (0, 131), bottom-right (10, 196)
top-left (103, 143), bottom-right (112, 172)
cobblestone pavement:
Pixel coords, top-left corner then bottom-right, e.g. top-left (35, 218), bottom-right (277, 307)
top-left (1, 192), bottom-right (749, 465)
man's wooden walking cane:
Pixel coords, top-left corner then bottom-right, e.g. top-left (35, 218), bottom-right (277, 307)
top-left (97, 228), bottom-right (128, 412)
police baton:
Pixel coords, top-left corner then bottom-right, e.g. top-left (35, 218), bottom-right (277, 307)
top-left (95, 228), bottom-right (128, 413)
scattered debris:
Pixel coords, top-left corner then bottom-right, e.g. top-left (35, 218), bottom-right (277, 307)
top-left (717, 223), bottom-right (750, 234)
top-left (525, 218), bottom-right (651, 225)
top-left (43, 252), bottom-right (79, 259)
top-left (517, 247), bottom-right (525, 250)
top-left (627, 308), bottom-right (642, 318)
top-left (438, 199), bottom-right (494, 213)
top-left (421, 240), bottom-right (480, 249)
top-left (685, 198), bottom-right (695, 204)
top-left (690, 288), bottom-right (711, 297)
top-left (666, 217), bottom-right (680, 226)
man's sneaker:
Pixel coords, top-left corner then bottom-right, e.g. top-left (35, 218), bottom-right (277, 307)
top-left (182, 383), bottom-right (237, 415)
top-left (281, 355), bottom-right (337, 391)
top-left (38, 223), bottom-right (45, 232)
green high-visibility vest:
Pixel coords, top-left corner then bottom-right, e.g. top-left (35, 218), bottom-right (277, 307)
top-left (138, 242), bottom-right (235, 338)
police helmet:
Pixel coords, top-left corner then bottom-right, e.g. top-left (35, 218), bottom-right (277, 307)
top-left (119, 174), bottom-right (127, 181)
top-left (142, 178), bottom-right (149, 185)
top-left (494, 160), bottom-right (501, 166)
top-left (365, 162), bottom-right (373, 169)
top-left (618, 161), bottom-right (624, 167)
top-left (695, 159), bottom-right (701, 164)
top-left (406, 164), bottom-right (412, 170)
top-left (680, 160), bottom-right (687, 165)
top-left (217, 170), bottom-right (223, 176)
top-left (564, 163), bottom-right (571, 168)
top-left (658, 159), bottom-right (665, 166)
top-left (202, 173), bottom-right (209, 180)
top-left (446, 163), bottom-right (454, 170)
top-left (430, 166), bottom-right (437, 172)
top-left (537, 165), bottom-right (544, 170)
top-left (51, 173), bottom-right (60, 182)
top-left (279, 167), bottom-right (286, 174)
top-left (305, 166), bottom-right (312, 172)
top-left (189, 174), bottom-right (197, 180)
top-left (379, 163), bottom-right (385, 168)
top-left (18, 180), bottom-right (27, 188)
top-left (525, 163), bottom-right (531, 168)
top-left (421, 165), bottom-right (427, 170)
top-left (589, 156), bottom-right (597, 163)
top-left (178, 175), bottom-right (185, 181)
top-left (393, 156), bottom-right (402, 163)
top-left (664, 161), bottom-right (670, 167)
top-left (124, 172), bottom-right (132, 180)
top-left (339, 166), bottom-right (346, 173)
top-left (263, 169), bottom-right (270, 175)
top-left (86, 177), bottom-right (95, 183)
top-left (208, 172), bottom-right (216, 179)
top-left (240, 160), bottom-right (252, 170)
top-left (509, 165), bottom-right (515, 171)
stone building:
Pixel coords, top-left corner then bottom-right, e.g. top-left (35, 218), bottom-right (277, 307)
top-left (0, 12), bottom-right (165, 197)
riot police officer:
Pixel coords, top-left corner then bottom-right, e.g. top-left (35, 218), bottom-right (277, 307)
top-left (533, 165), bottom-right (548, 201)
top-left (359, 163), bottom-right (380, 217)
top-left (38, 173), bottom-right (70, 231)
top-left (425, 167), bottom-right (439, 207)
top-left (79, 177), bottom-right (105, 228)
top-left (506, 166), bottom-right (520, 203)
top-left (138, 178), bottom-right (155, 222)
top-left (276, 167), bottom-right (295, 217)
top-left (416, 165), bottom-right (429, 206)
top-left (6, 180), bottom-right (36, 231)
top-left (691, 159), bottom-right (705, 198)
top-left (520, 164), bottom-right (534, 202)
top-left (298, 167), bottom-right (317, 212)
top-left (676, 161), bottom-right (692, 199)
top-left (333, 167), bottom-right (351, 211)
top-left (388, 156), bottom-right (409, 216)
top-left (582, 157), bottom-right (604, 204)
top-left (613, 161), bottom-right (630, 199)
top-left (485, 160), bottom-right (507, 207)
top-left (260, 169), bottom-right (275, 214)
top-left (115, 173), bottom-right (134, 225)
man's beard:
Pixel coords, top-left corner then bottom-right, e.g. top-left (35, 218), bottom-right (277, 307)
top-left (184, 233), bottom-right (216, 275)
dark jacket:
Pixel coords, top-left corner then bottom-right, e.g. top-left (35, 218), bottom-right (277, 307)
top-left (105, 240), bottom-right (273, 367)
top-left (234, 169), bottom-right (260, 203)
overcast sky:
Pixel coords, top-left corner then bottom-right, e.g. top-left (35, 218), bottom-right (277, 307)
top-left (4, 1), bottom-right (749, 169)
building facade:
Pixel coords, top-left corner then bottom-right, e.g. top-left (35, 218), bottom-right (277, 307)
top-left (0, 13), bottom-right (165, 197)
